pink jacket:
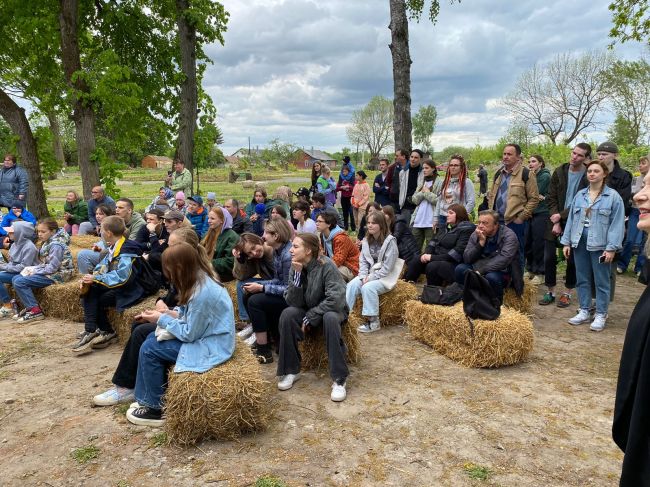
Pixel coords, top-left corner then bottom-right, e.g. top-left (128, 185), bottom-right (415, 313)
top-left (352, 181), bottom-right (370, 208)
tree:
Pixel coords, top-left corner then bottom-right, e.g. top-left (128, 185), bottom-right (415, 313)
top-left (602, 58), bottom-right (650, 146)
top-left (412, 104), bottom-right (437, 152)
top-left (261, 138), bottom-right (298, 171)
top-left (609, 0), bottom-right (650, 45)
top-left (346, 95), bottom-right (394, 162)
top-left (501, 51), bottom-right (611, 145)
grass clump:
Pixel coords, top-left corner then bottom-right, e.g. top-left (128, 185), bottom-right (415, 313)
top-left (463, 462), bottom-right (491, 480)
top-left (149, 432), bottom-right (168, 448)
top-left (71, 444), bottom-right (100, 464)
top-left (255, 475), bottom-right (287, 487)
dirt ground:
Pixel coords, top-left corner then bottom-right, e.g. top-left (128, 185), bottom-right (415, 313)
top-left (0, 275), bottom-right (642, 487)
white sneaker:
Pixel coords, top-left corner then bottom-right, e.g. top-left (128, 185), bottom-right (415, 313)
top-left (244, 334), bottom-right (256, 346)
top-left (0, 306), bottom-right (12, 319)
top-left (277, 373), bottom-right (300, 391)
top-left (530, 275), bottom-right (543, 286)
top-left (590, 313), bottom-right (607, 332)
top-left (568, 309), bottom-right (591, 325)
top-left (237, 324), bottom-right (253, 338)
top-left (331, 381), bottom-right (347, 402)
top-left (358, 318), bottom-right (380, 333)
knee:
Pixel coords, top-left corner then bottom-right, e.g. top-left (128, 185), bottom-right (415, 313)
top-left (322, 312), bottom-right (343, 330)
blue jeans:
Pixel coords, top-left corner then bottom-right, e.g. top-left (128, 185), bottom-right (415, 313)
top-left (77, 249), bottom-right (102, 274)
top-left (12, 274), bottom-right (55, 309)
top-left (345, 275), bottom-right (390, 317)
top-left (506, 221), bottom-right (527, 271)
top-left (135, 333), bottom-right (181, 410)
top-left (0, 271), bottom-right (18, 303)
top-left (454, 263), bottom-right (508, 303)
top-left (573, 236), bottom-right (611, 315)
top-left (619, 208), bottom-right (647, 273)
top-left (236, 278), bottom-right (263, 321)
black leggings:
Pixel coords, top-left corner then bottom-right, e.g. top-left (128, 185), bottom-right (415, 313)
top-left (112, 322), bottom-right (156, 389)
top-left (244, 292), bottom-right (288, 342)
top-left (82, 285), bottom-right (117, 333)
top-left (340, 197), bottom-right (355, 231)
top-left (525, 212), bottom-right (547, 275)
top-left (404, 256), bottom-right (457, 286)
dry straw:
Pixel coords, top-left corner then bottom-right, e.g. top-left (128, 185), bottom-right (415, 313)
top-left (406, 301), bottom-right (534, 368)
top-left (223, 280), bottom-right (239, 322)
top-left (34, 278), bottom-right (85, 322)
top-left (348, 280), bottom-right (417, 328)
top-left (299, 319), bottom-right (360, 370)
top-left (108, 296), bottom-right (160, 345)
top-left (164, 340), bottom-right (272, 445)
top-left (503, 281), bottom-right (538, 314)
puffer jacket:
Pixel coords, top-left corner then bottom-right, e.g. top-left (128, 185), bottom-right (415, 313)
top-left (391, 215), bottom-right (420, 262)
top-left (423, 221), bottom-right (476, 263)
top-left (0, 164), bottom-right (28, 208)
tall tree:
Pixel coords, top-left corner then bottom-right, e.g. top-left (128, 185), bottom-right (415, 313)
top-left (412, 104), bottom-right (437, 153)
top-left (609, 0), bottom-right (650, 45)
top-left (346, 95), bottom-right (394, 162)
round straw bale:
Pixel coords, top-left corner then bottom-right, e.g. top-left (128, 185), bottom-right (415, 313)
top-left (33, 277), bottom-right (84, 322)
top-left (222, 280), bottom-right (239, 322)
top-left (108, 296), bottom-right (161, 345)
top-left (164, 341), bottom-right (272, 445)
top-left (406, 301), bottom-right (534, 368)
top-left (350, 280), bottom-right (418, 327)
top-left (503, 281), bottom-right (538, 315)
top-left (298, 319), bottom-right (361, 370)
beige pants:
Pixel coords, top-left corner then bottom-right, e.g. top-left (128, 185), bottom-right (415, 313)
top-left (352, 206), bottom-right (367, 231)
top-left (338, 266), bottom-right (355, 282)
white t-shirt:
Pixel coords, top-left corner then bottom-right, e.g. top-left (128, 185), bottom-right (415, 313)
top-left (297, 218), bottom-right (317, 233)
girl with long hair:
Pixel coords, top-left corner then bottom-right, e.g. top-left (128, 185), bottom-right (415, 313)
top-left (433, 154), bottom-right (476, 229)
top-left (201, 206), bottom-right (239, 282)
top-left (310, 162), bottom-right (322, 196)
top-left (410, 159), bottom-right (443, 252)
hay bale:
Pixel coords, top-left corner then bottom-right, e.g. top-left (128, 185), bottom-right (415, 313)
top-left (241, 180), bottom-right (256, 189)
top-left (504, 281), bottom-right (538, 315)
top-left (69, 235), bottom-right (99, 249)
top-left (34, 278), bottom-right (84, 322)
top-left (164, 341), bottom-right (272, 445)
top-left (406, 301), bottom-right (534, 368)
top-left (108, 296), bottom-right (161, 345)
top-left (349, 280), bottom-right (418, 327)
top-left (223, 280), bottom-right (239, 322)
top-left (298, 319), bottom-right (361, 370)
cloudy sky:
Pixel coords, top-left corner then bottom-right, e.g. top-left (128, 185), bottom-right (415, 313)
top-left (204, 0), bottom-right (646, 156)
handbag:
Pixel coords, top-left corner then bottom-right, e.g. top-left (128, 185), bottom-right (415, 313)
top-left (371, 257), bottom-right (405, 290)
top-left (420, 284), bottom-right (444, 304)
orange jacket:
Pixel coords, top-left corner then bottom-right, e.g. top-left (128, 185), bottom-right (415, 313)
top-left (320, 232), bottom-right (359, 275)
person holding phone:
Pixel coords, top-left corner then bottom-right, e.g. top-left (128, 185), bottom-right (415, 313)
top-left (560, 160), bottom-right (625, 331)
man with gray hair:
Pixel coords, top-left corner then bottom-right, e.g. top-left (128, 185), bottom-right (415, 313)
top-left (78, 186), bottom-right (116, 235)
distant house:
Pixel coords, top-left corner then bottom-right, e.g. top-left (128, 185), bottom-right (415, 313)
top-left (293, 149), bottom-right (336, 169)
top-left (231, 148), bottom-right (264, 159)
top-left (225, 156), bottom-right (240, 165)
top-left (141, 155), bottom-right (173, 169)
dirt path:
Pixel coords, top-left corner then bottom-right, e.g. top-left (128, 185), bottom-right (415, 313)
top-left (0, 276), bottom-right (642, 486)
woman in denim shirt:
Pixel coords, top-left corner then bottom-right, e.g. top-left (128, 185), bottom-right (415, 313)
top-left (560, 160), bottom-right (625, 332)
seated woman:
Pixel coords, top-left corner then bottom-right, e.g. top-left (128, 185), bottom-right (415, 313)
top-left (276, 233), bottom-right (349, 402)
top-left (356, 201), bottom-right (382, 247)
top-left (126, 242), bottom-right (235, 426)
top-left (268, 186), bottom-right (292, 218)
top-left (243, 216), bottom-right (292, 364)
top-left (292, 200), bottom-right (317, 233)
top-left (201, 206), bottom-right (239, 282)
top-left (403, 204), bottom-right (475, 285)
top-left (146, 187), bottom-right (173, 213)
top-left (316, 211), bottom-right (359, 282)
top-left (92, 227), bottom-right (205, 406)
top-left (76, 204), bottom-right (115, 274)
top-left (63, 191), bottom-right (89, 236)
top-left (381, 205), bottom-right (420, 263)
top-left (0, 222), bottom-right (39, 318)
top-left (345, 212), bottom-right (398, 333)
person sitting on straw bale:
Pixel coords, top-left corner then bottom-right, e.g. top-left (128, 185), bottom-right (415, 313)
top-left (201, 206), bottom-right (239, 283)
top-left (0, 222), bottom-right (39, 318)
top-left (224, 199), bottom-right (252, 235)
top-left (345, 211), bottom-right (398, 333)
top-left (72, 216), bottom-right (149, 355)
top-left (145, 187), bottom-right (174, 213)
top-left (243, 216), bottom-right (292, 364)
top-left (316, 211), bottom-right (359, 282)
top-left (268, 185), bottom-right (293, 218)
top-left (125, 242), bottom-right (235, 426)
top-left (186, 195), bottom-right (209, 239)
top-left (0, 200), bottom-right (37, 238)
top-left (292, 200), bottom-right (317, 234)
top-left (355, 201), bottom-right (382, 248)
top-left (115, 198), bottom-right (146, 241)
top-left (63, 191), bottom-right (89, 236)
top-left (134, 208), bottom-right (168, 273)
top-left (269, 205), bottom-right (296, 239)
top-left (11, 218), bottom-right (75, 323)
top-left (77, 204), bottom-right (116, 274)
top-left (78, 186), bottom-right (116, 236)
top-left (454, 209), bottom-right (523, 306)
top-left (381, 205), bottom-right (420, 263)
top-left (310, 192), bottom-right (343, 228)
top-left (171, 191), bottom-right (187, 215)
top-left (276, 233), bottom-right (350, 402)
top-left (403, 204), bottom-right (475, 285)
top-left (93, 227), bottom-right (207, 407)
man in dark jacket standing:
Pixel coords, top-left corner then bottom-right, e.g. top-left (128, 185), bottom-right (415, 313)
top-left (477, 164), bottom-right (488, 195)
top-left (597, 141), bottom-right (633, 215)
top-left (0, 154), bottom-right (28, 210)
top-left (373, 158), bottom-right (391, 206)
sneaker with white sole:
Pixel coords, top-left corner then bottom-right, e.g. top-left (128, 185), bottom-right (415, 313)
top-left (568, 309), bottom-right (591, 325)
top-left (358, 318), bottom-right (380, 333)
top-left (72, 330), bottom-right (100, 354)
top-left (12, 307), bottom-right (27, 321)
top-left (0, 306), bottom-right (13, 319)
top-left (126, 406), bottom-right (164, 426)
top-left (17, 307), bottom-right (45, 323)
top-left (590, 313), bottom-right (607, 332)
top-left (331, 379), bottom-right (347, 402)
top-left (89, 331), bottom-right (118, 349)
top-left (237, 324), bottom-right (253, 339)
top-left (93, 386), bottom-right (135, 406)
top-left (277, 373), bottom-right (300, 391)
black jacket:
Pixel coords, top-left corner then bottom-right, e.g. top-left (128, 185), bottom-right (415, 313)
top-left (391, 215), bottom-right (420, 262)
top-left (231, 213), bottom-right (253, 234)
top-left (545, 163), bottom-right (589, 241)
top-left (609, 160), bottom-right (633, 216)
top-left (424, 221), bottom-right (476, 264)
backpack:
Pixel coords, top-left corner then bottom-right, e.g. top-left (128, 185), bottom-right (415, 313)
top-left (462, 270), bottom-right (501, 320)
top-left (133, 257), bottom-right (163, 296)
top-left (420, 282), bottom-right (463, 306)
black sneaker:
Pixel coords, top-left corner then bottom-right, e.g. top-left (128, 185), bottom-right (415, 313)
top-left (255, 346), bottom-right (273, 364)
top-left (72, 330), bottom-right (99, 355)
top-left (126, 406), bottom-right (164, 426)
top-left (17, 308), bottom-right (45, 323)
top-left (90, 331), bottom-right (118, 349)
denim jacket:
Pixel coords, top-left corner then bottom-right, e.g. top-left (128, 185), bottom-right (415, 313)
top-left (158, 277), bottom-right (235, 373)
top-left (258, 241), bottom-right (292, 296)
top-left (560, 186), bottom-right (625, 252)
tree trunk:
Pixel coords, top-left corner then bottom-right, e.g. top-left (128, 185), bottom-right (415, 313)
top-left (47, 112), bottom-right (66, 166)
top-left (59, 0), bottom-right (99, 200)
top-left (175, 0), bottom-right (197, 194)
top-left (389, 0), bottom-right (412, 154)
top-left (0, 90), bottom-right (49, 218)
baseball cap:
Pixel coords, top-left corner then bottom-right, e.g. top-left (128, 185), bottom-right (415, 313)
top-left (163, 210), bottom-right (184, 221)
top-left (596, 141), bottom-right (619, 154)
top-left (294, 187), bottom-right (310, 197)
top-left (188, 195), bottom-right (204, 206)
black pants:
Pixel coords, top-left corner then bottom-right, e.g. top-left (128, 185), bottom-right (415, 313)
top-left (112, 322), bottom-right (156, 389)
top-left (544, 239), bottom-right (576, 289)
top-left (244, 292), bottom-right (288, 342)
top-left (404, 256), bottom-right (456, 286)
top-left (525, 212), bottom-right (547, 275)
top-left (277, 307), bottom-right (349, 382)
top-left (82, 285), bottom-right (118, 333)
top-left (340, 197), bottom-right (355, 231)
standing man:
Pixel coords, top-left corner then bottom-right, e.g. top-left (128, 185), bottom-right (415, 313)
top-left (224, 199), bottom-right (252, 234)
top-left (477, 164), bottom-right (488, 196)
top-left (388, 149), bottom-right (408, 210)
top-left (0, 154), bottom-right (28, 210)
top-left (539, 143), bottom-right (590, 307)
top-left (78, 186), bottom-right (116, 235)
top-left (373, 158), bottom-right (391, 206)
top-left (165, 159), bottom-right (192, 196)
top-left (391, 148), bottom-right (423, 220)
top-left (596, 142), bottom-right (632, 215)
top-left (487, 143), bottom-right (540, 269)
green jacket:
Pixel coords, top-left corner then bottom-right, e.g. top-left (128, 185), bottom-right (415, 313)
top-left (64, 200), bottom-right (89, 225)
top-left (212, 228), bottom-right (239, 282)
top-left (533, 167), bottom-right (551, 215)
top-left (170, 168), bottom-right (192, 194)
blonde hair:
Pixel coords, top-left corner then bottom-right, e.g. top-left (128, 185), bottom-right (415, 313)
top-left (264, 215), bottom-right (292, 244)
top-left (201, 206), bottom-right (226, 260)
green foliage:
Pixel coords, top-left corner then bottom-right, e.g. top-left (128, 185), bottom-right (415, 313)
top-left (608, 114), bottom-right (640, 147)
top-left (609, 0), bottom-right (650, 45)
top-left (261, 138), bottom-right (299, 171)
top-left (463, 462), bottom-right (491, 480)
top-left (255, 475), bottom-right (287, 487)
top-left (71, 444), bottom-right (100, 464)
top-left (33, 125), bottom-right (62, 180)
top-left (92, 148), bottom-right (125, 199)
top-left (412, 104), bottom-right (437, 152)
top-left (0, 119), bottom-right (17, 155)
top-left (406, 0), bottom-right (461, 24)
top-left (149, 432), bottom-right (168, 448)
top-left (347, 95), bottom-right (394, 160)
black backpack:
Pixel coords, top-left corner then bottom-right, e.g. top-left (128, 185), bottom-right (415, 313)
top-left (420, 282), bottom-right (464, 306)
top-left (462, 270), bottom-right (501, 320)
top-left (133, 257), bottom-right (163, 296)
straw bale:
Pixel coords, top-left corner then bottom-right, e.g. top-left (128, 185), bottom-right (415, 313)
top-left (164, 341), bottom-right (272, 445)
top-left (34, 277), bottom-right (84, 322)
top-left (406, 301), bottom-right (534, 368)
top-left (108, 296), bottom-right (161, 345)
top-left (69, 235), bottom-right (99, 249)
top-left (223, 280), bottom-right (239, 322)
top-left (298, 319), bottom-right (361, 370)
top-left (503, 281), bottom-right (538, 315)
top-left (350, 280), bottom-right (418, 327)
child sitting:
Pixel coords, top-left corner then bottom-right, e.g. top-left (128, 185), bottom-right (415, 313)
top-left (186, 195), bottom-right (208, 238)
top-left (11, 219), bottom-right (75, 323)
top-left (0, 222), bottom-right (39, 318)
top-left (0, 200), bottom-right (38, 237)
top-left (72, 215), bottom-right (147, 355)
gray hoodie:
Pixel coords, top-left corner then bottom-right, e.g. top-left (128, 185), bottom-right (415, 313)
top-left (0, 221), bottom-right (39, 273)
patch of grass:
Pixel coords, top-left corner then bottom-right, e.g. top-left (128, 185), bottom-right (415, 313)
top-left (255, 475), bottom-right (287, 487)
top-left (463, 462), bottom-right (491, 481)
top-left (116, 481), bottom-right (130, 487)
top-left (114, 403), bottom-right (130, 415)
top-left (71, 444), bottom-right (100, 464)
top-left (149, 431), bottom-right (168, 448)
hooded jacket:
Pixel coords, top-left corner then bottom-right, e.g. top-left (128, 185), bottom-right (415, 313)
top-left (319, 226), bottom-right (359, 275)
top-left (0, 208), bottom-right (37, 236)
top-left (0, 164), bottom-right (28, 208)
top-left (0, 221), bottom-right (39, 273)
top-left (33, 228), bottom-right (75, 283)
